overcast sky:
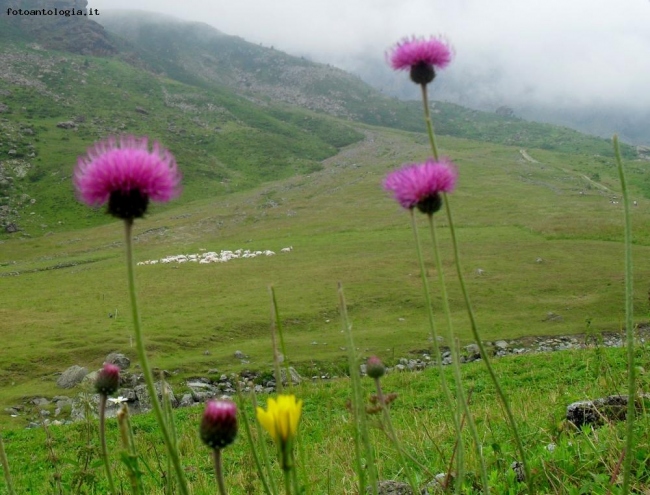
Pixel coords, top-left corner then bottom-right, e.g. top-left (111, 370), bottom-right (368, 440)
top-left (90, 0), bottom-right (650, 111)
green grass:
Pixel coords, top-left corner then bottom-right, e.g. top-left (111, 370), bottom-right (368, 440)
top-left (1, 346), bottom-right (649, 493)
top-left (0, 125), bottom-right (648, 418)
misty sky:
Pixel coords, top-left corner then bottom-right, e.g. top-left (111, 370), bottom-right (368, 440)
top-left (90, 0), bottom-right (650, 111)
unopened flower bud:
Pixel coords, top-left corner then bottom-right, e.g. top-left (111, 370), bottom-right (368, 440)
top-left (200, 400), bottom-right (238, 449)
top-left (367, 356), bottom-right (386, 379)
top-left (95, 363), bottom-right (120, 396)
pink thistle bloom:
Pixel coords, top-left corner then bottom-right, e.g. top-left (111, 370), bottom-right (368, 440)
top-left (384, 158), bottom-right (457, 214)
top-left (74, 135), bottom-right (181, 220)
top-left (387, 36), bottom-right (452, 85)
top-left (200, 400), bottom-right (238, 450)
top-left (95, 363), bottom-right (120, 396)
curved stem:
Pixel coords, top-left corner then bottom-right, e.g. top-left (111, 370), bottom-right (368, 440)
top-left (614, 135), bottom-right (635, 495)
top-left (213, 449), bottom-right (228, 495)
top-left (428, 215), bottom-right (488, 493)
top-left (408, 211), bottom-right (458, 456)
top-left (374, 378), bottom-right (419, 493)
top-left (124, 220), bottom-right (190, 495)
top-left (0, 431), bottom-right (16, 495)
top-left (99, 395), bottom-right (117, 495)
top-left (418, 82), bottom-right (531, 492)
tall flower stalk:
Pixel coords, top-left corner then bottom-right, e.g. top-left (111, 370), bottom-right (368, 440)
top-left (367, 357), bottom-right (419, 493)
top-left (95, 363), bottom-right (120, 495)
top-left (386, 35), bottom-right (529, 490)
top-left (420, 83), bottom-right (531, 490)
top-left (427, 214), bottom-right (489, 493)
top-left (200, 400), bottom-right (238, 495)
top-left (74, 135), bottom-right (189, 495)
top-left (256, 395), bottom-right (303, 495)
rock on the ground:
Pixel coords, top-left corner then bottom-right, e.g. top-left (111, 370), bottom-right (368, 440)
top-left (105, 352), bottom-right (131, 370)
top-left (134, 381), bottom-right (178, 411)
top-left (566, 395), bottom-right (648, 427)
top-left (56, 365), bottom-right (88, 389)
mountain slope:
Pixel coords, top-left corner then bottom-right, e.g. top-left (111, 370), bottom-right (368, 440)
top-left (97, 11), bottom-right (636, 159)
top-left (0, 37), bottom-right (362, 235)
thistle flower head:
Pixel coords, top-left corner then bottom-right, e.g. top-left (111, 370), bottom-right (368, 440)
top-left (366, 356), bottom-right (386, 379)
top-left (200, 400), bottom-right (238, 450)
top-left (387, 36), bottom-right (452, 85)
top-left (256, 394), bottom-right (302, 445)
top-left (74, 135), bottom-right (181, 220)
top-left (384, 158), bottom-right (458, 214)
top-left (95, 363), bottom-right (120, 396)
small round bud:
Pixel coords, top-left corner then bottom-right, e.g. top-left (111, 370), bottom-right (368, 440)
top-left (366, 356), bottom-right (386, 379)
top-left (95, 363), bottom-right (120, 396)
top-left (200, 400), bottom-right (238, 450)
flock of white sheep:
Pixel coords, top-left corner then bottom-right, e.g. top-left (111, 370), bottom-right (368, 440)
top-left (136, 246), bottom-right (293, 266)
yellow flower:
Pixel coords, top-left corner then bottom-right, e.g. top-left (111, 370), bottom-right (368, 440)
top-left (256, 394), bottom-right (303, 444)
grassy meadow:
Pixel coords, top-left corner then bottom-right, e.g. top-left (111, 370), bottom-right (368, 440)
top-left (1, 124), bottom-right (648, 411)
top-left (1, 346), bottom-right (650, 493)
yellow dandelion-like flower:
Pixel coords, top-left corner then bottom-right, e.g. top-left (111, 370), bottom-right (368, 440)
top-left (256, 394), bottom-right (302, 444)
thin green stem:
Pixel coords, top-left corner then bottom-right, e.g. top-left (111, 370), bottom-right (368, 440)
top-left (427, 215), bottom-right (488, 493)
top-left (409, 211), bottom-right (456, 418)
top-left (250, 391), bottom-right (280, 495)
top-left (123, 220), bottom-right (189, 495)
top-left (419, 82), bottom-right (531, 492)
top-left (270, 286), bottom-right (293, 391)
top-left (338, 282), bottom-right (378, 495)
top-left (117, 405), bottom-right (143, 495)
top-left (420, 84), bottom-right (440, 161)
top-left (614, 134), bottom-right (635, 495)
top-left (283, 468), bottom-right (292, 495)
top-left (213, 448), bottom-right (228, 495)
top-left (235, 385), bottom-right (276, 495)
top-left (99, 395), bottom-right (117, 495)
top-left (0, 431), bottom-right (16, 495)
top-left (374, 378), bottom-right (419, 493)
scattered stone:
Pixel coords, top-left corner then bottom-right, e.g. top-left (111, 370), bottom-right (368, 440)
top-left (56, 121), bottom-right (76, 129)
top-left (494, 340), bottom-right (509, 351)
top-left (134, 381), bottom-right (178, 411)
top-left (280, 367), bottom-right (302, 385)
top-left (234, 350), bottom-right (246, 359)
top-left (544, 312), bottom-right (563, 322)
top-left (566, 395), bottom-right (649, 427)
top-left (105, 352), bottom-right (131, 370)
top-left (4, 223), bottom-right (18, 233)
top-left (134, 107), bottom-right (149, 115)
top-left (56, 365), bottom-right (88, 389)
top-left (511, 461), bottom-right (526, 482)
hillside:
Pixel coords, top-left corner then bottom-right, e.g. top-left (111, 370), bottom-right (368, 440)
top-left (97, 11), bottom-right (636, 158)
top-left (0, 7), bottom-right (643, 238)
top-left (1, 123), bottom-right (649, 416)
top-left (0, 28), bottom-right (362, 235)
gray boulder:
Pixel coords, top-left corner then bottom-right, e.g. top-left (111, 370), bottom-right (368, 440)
top-left (105, 352), bottom-right (131, 370)
top-left (566, 395), bottom-right (649, 427)
top-left (134, 382), bottom-right (178, 411)
top-left (57, 365), bottom-right (88, 389)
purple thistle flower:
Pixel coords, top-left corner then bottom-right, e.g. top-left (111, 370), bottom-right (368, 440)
top-left (387, 36), bottom-right (452, 85)
top-left (74, 135), bottom-right (181, 220)
top-left (200, 400), bottom-right (238, 450)
top-left (366, 356), bottom-right (386, 379)
top-left (95, 363), bottom-right (120, 396)
top-left (384, 158), bottom-right (458, 214)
